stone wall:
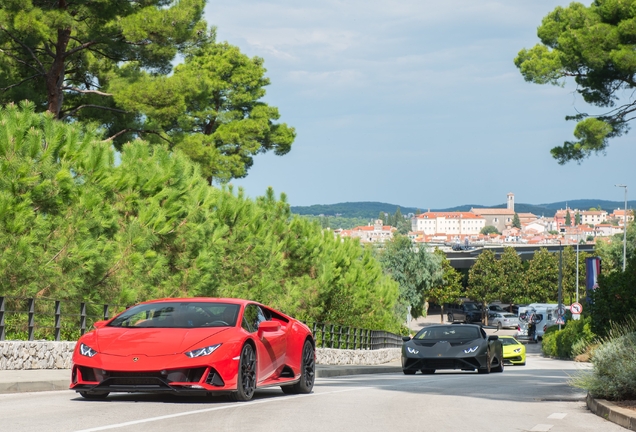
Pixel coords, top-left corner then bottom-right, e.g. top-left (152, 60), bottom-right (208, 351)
top-left (316, 348), bottom-right (401, 365)
top-left (0, 341), bottom-right (400, 370)
top-left (0, 341), bottom-right (76, 370)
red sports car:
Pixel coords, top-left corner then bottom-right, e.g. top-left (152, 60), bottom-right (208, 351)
top-left (70, 298), bottom-right (315, 401)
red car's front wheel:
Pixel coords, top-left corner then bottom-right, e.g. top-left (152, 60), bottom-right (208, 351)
top-left (231, 343), bottom-right (257, 401)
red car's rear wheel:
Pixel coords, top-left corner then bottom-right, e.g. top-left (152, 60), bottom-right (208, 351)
top-left (282, 340), bottom-right (315, 394)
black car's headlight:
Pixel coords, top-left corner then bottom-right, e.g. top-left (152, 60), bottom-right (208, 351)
top-left (79, 343), bottom-right (98, 357)
top-left (463, 346), bottom-right (479, 354)
top-left (185, 343), bottom-right (222, 358)
top-left (406, 346), bottom-right (419, 355)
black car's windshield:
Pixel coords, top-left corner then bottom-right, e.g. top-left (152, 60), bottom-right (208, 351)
top-left (108, 302), bottom-right (240, 328)
top-left (414, 326), bottom-right (481, 340)
top-left (464, 303), bottom-right (479, 311)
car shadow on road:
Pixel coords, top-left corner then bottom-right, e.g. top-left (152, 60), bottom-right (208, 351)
top-left (70, 388), bottom-right (289, 405)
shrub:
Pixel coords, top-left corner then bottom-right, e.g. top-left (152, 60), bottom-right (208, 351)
top-left (572, 332), bottom-right (636, 400)
top-left (542, 316), bottom-right (594, 359)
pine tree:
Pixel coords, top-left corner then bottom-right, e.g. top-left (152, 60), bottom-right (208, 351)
top-left (512, 213), bottom-right (521, 229)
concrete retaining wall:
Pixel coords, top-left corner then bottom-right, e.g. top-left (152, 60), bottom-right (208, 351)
top-left (0, 341), bottom-right (400, 370)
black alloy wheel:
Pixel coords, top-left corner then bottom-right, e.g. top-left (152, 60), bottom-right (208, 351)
top-left (282, 340), bottom-right (315, 394)
top-left (231, 343), bottom-right (257, 401)
top-left (79, 391), bottom-right (109, 400)
top-left (492, 355), bottom-right (504, 373)
top-left (447, 313), bottom-right (454, 322)
top-left (403, 369), bottom-right (416, 375)
top-left (478, 349), bottom-right (491, 374)
top-left (497, 322), bottom-right (502, 330)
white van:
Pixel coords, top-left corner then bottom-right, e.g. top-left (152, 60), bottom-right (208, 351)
top-left (516, 303), bottom-right (560, 341)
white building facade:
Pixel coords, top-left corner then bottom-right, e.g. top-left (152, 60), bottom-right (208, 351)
top-left (411, 212), bottom-right (486, 235)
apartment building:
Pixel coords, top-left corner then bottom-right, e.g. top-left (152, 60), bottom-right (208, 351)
top-left (411, 211), bottom-right (486, 235)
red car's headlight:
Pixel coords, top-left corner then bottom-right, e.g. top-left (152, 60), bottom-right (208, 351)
top-left (79, 343), bottom-right (98, 357)
top-left (185, 343), bottom-right (222, 358)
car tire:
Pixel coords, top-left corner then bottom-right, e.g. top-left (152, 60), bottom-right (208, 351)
top-left (492, 357), bottom-right (504, 373)
top-left (79, 391), bottom-right (109, 400)
top-left (420, 369), bottom-right (435, 374)
top-left (496, 322), bottom-right (502, 330)
top-left (447, 313), bottom-right (454, 322)
top-left (478, 350), bottom-right (491, 374)
top-left (281, 340), bottom-right (315, 395)
top-left (230, 343), bottom-right (257, 401)
top-left (403, 369), bottom-right (416, 375)
top-left (520, 362), bottom-right (526, 366)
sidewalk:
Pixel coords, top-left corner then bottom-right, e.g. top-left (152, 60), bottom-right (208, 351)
top-left (0, 361), bottom-right (403, 395)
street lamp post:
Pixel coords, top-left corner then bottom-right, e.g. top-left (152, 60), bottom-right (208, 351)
top-left (615, 184), bottom-right (628, 272)
top-left (557, 239), bottom-right (563, 330)
top-left (575, 226), bottom-right (579, 303)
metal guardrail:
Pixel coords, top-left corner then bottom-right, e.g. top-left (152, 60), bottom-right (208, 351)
top-left (0, 296), bottom-right (403, 350)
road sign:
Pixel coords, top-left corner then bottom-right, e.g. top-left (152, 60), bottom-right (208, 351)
top-left (571, 302), bottom-right (583, 314)
top-left (557, 304), bottom-right (566, 315)
top-left (556, 317), bottom-right (565, 325)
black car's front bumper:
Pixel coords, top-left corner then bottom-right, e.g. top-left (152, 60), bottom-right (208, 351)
top-left (402, 354), bottom-right (486, 371)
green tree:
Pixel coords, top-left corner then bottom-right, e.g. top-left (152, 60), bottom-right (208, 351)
top-left (515, 1), bottom-right (636, 163)
top-left (575, 212), bottom-right (582, 226)
top-left (481, 225), bottom-right (500, 235)
top-left (379, 235), bottom-right (442, 320)
top-left (596, 219), bottom-right (636, 274)
top-left (525, 248), bottom-right (559, 302)
top-left (498, 247), bottom-right (525, 308)
top-left (428, 249), bottom-right (463, 323)
top-left (466, 250), bottom-right (502, 323)
top-left (0, 3), bottom-right (294, 182)
top-left (565, 210), bottom-right (572, 227)
top-left (512, 213), bottom-right (521, 229)
top-left (0, 102), bottom-right (401, 334)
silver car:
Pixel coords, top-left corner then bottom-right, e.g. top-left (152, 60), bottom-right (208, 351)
top-left (488, 312), bottom-right (519, 330)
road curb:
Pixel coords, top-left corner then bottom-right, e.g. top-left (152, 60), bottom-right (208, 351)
top-left (0, 379), bottom-right (70, 394)
top-left (587, 393), bottom-right (636, 431)
top-left (316, 365), bottom-right (403, 378)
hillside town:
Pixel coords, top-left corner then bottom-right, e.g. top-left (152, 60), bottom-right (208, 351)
top-left (334, 193), bottom-right (634, 247)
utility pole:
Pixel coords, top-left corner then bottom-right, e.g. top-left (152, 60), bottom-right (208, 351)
top-left (557, 239), bottom-right (563, 330)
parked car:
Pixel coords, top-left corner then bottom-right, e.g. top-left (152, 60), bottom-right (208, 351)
top-left (488, 304), bottom-right (506, 312)
top-left (445, 302), bottom-right (482, 323)
top-left (488, 312), bottom-right (519, 330)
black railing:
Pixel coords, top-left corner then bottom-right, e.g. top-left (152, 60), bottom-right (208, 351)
top-left (0, 296), bottom-right (403, 350)
top-left (0, 296), bottom-right (126, 342)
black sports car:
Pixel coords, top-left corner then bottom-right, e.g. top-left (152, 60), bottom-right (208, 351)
top-left (401, 324), bottom-right (504, 374)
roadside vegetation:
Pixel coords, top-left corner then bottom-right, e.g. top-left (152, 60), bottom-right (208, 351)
top-left (0, 103), bottom-right (401, 334)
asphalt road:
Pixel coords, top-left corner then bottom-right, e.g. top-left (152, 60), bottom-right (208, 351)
top-left (0, 349), bottom-right (625, 432)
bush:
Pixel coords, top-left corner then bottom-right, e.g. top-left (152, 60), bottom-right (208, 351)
top-left (572, 332), bottom-right (636, 400)
top-left (542, 316), bottom-right (594, 359)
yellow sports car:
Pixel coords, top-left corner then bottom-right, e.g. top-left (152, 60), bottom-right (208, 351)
top-left (499, 336), bottom-right (526, 366)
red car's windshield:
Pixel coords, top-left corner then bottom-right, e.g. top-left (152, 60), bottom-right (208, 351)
top-left (108, 302), bottom-right (240, 328)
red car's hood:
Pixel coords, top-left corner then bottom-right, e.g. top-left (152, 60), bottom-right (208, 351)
top-left (94, 327), bottom-right (230, 356)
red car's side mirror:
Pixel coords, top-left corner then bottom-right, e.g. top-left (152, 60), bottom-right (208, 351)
top-left (93, 320), bottom-right (108, 329)
top-left (257, 321), bottom-right (281, 337)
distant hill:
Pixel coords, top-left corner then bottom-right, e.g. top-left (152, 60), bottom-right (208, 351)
top-left (291, 199), bottom-right (636, 219)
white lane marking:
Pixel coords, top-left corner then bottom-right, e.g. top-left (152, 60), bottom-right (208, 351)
top-left (73, 374), bottom-right (470, 432)
top-left (72, 388), bottom-right (362, 432)
top-left (530, 425), bottom-right (554, 431)
top-left (548, 412), bottom-right (567, 419)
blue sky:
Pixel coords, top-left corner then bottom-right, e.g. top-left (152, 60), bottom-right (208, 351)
top-left (204, 0), bottom-right (636, 209)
